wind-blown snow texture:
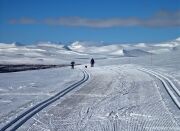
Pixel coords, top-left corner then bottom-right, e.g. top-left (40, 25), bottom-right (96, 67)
top-left (0, 37), bottom-right (180, 131)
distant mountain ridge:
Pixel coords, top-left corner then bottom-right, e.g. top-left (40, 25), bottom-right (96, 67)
top-left (0, 37), bottom-right (179, 59)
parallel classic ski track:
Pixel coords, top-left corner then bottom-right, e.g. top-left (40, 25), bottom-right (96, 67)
top-left (0, 69), bottom-right (90, 131)
top-left (139, 68), bottom-right (180, 109)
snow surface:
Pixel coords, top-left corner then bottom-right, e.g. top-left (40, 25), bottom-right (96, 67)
top-left (0, 38), bottom-right (180, 130)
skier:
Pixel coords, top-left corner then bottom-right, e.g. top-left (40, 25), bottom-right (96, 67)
top-left (71, 61), bottom-right (75, 69)
top-left (90, 58), bottom-right (95, 67)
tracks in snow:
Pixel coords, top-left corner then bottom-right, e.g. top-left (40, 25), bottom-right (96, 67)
top-left (139, 68), bottom-right (180, 109)
top-left (0, 69), bottom-right (89, 131)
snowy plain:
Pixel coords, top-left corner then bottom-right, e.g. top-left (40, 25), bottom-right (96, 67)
top-left (0, 38), bottom-right (180, 131)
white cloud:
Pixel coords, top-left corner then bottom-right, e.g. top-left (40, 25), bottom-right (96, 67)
top-left (9, 10), bottom-right (180, 28)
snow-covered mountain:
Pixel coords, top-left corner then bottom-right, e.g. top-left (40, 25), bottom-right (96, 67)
top-left (153, 37), bottom-right (180, 48)
top-left (0, 37), bottom-right (179, 64)
top-left (68, 41), bottom-right (124, 55)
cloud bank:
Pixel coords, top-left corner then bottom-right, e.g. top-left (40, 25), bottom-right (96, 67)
top-left (9, 10), bottom-right (180, 28)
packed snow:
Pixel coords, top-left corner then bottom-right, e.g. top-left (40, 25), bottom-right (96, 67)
top-left (0, 37), bottom-right (180, 131)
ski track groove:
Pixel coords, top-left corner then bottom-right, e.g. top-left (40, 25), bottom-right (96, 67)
top-left (151, 68), bottom-right (180, 88)
top-left (138, 68), bottom-right (180, 109)
top-left (0, 69), bottom-right (90, 131)
top-left (152, 69), bottom-right (180, 97)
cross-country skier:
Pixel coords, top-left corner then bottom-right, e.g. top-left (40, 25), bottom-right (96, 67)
top-left (90, 58), bottom-right (95, 67)
top-left (71, 61), bottom-right (75, 69)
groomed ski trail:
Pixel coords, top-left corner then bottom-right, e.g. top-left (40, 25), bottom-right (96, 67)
top-left (0, 69), bottom-right (90, 131)
top-left (26, 66), bottom-right (180, 131)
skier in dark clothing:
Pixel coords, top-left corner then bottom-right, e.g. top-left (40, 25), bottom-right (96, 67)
top-left (90, 58), bottom-right (95, 67)
top-left (71, 61), bottom-right (75, 69)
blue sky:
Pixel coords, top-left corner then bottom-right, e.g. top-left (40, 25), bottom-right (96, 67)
top-left (0, 0), bottom-right (180, 44)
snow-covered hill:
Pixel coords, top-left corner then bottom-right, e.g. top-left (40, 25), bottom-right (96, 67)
top-left (0, 37), bottom-right (179, 64)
